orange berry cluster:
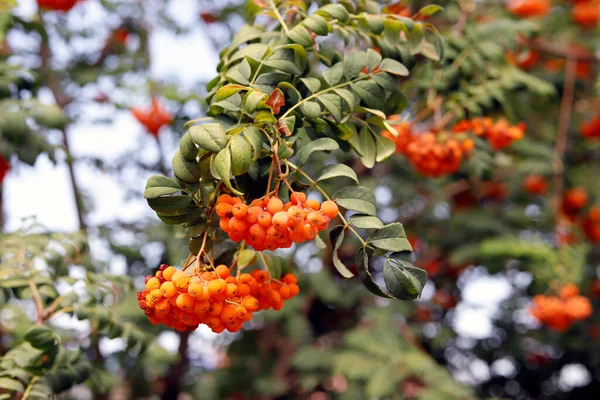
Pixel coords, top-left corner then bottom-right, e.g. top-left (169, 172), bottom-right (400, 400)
top-left (138, 264), bottom-right (300, 333)
top-left (530, 284), bottom-right (593, 332)
top-left (383, 122), bottom-right (475, 178)
top-left (215, 193), bottom-right (339, 251)
top-left (453, 117), bottom-right (525, 150)
top-left (37, 0), bottom-right (81, 11)
top-left (523, 174), bottom-right (549, 196)
top-left (571, 0), bottom-right (600, 29)
top-left (580, 115), bottom-right (600, 139)
top-left (507, 0), bottom-right (550, 18)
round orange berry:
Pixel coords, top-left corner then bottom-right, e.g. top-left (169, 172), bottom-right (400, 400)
top-left (162, 266), bottom-right (176, 281)
top-left (208, 279), bottom-right (226, 295)
top-left (320, 200), bottom-right (339, 219)
top-left (267, 197), bottom-right (284, 214)
top-left (145, 277), bottom-right (160, 291)
top-left (175, 293), bottom-right (195, 311)
top-left (215, 264), bottom-right (230, 279)
top-left (232, 203), bottom-right (248, 218)
top-left (290, 192), bottom-right (307, 205)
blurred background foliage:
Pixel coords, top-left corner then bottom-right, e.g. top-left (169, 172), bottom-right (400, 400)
top-left (0, 0), bottom-right (599, 399)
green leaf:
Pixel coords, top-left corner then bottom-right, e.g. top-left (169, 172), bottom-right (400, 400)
top-left (415, 5), bottom-right (444, 18)
top-left (334, 88), bottom-right (357, 110)
top-left (147, 195), bottom-right (192, 214)
top-left (383, 258), bottom-right (427, 300)
top-left (407, 23), bottom-right (425, 54)
top-left (316, 4), bottom-right (350, 23)
top-left (333, 186), bottom-right (376, 216)
top-left (237, 249), bottom-right (257, 268)
top-left (214, 147), bottom-right (242, 195)
top-left (172, 150), bottom-right (201, 183)
top-left (316, 164), bottom-right (358, 183)
top-left (343, 50), bottom-right (366, 80)
top-left (351, 80), bottom-right (384, 109)
top-left (229, 43), bottom-right (268, 63)
top-left (242, 125), bottom-right (264, 161)
top-left (366, 48), bottom-right (382, 72)
top-left (330, 226), bottom-right (355, 278)
top-left (378, 58), bottom-right (409, 76)
top-left (357, 128), bottom-right (376, 168)
top-left (179, 132), bottom-right (198, 161)
top-left (215, 84), bottom-right (247, 101)
top-left (0, 277), bottom-right (30, 289)
top-left (348, 214), bottom-right (383, 229)
top-left (264, 48), bottom-right (303, 75)
top-left (158, 207), bottom-right (204, 225)
top-left (374, 133), bottom-right (396, 162)
top-left (302, 14), bottom-right (329, 36)
top-left (189, 124), bottom-right (228, 153)
top-left (301, 77), bottom-right (322, 93)
top-left (356, 248), bottom-right (391, 298)
top-left (230, 135), bottom-right (252, 176)
top-left (25, 326), bottom-right (58, 351)
top-left (287, 25), bottom-right (313, 47)
top-left (318, 93), bottom-right (344, 122)
top-left (368, 223), bottom-right (413, 252)
top-left (0, 377), bottom-right (24, 392)
top-left (383, 19), bottom-right (402, 47)
top-left (323, 63), bottom-right (344, 86)
top-left (295, 137), bottom-right (339, 166)
top-left (299, 101), bottom-right (322, 119)
top-left (242, 90), bottom-right (267, 114)
top-left (144, 175), bottom-right (182, 199)
top-left (226, 58), bottom-right (252, 84)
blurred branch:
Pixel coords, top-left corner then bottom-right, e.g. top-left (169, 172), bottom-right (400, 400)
top-left (528, 39), bottom-right (600, 63)
top-left (552, 57), bottom-right (577, 237)
top-left (38, 13), bottom-right (87, 233)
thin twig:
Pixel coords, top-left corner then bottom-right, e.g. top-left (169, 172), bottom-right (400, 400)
top-left (552, 57), bottom-right (577, 238)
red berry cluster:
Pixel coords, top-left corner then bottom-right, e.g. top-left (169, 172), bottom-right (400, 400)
top-left (383, 122), bottom-right (475, 177)
top-left (215, 193), bottom-right (339, 251)
top-left (37, 0), bottom-right (82, 12)
top-left (453, 117), bottom-right (525, 150)
top-left (580, 115), bottom-right (600, 139)
top-left (138, 264), bottom-right (300, 333)
top-left (131, 98), bottom-right (173, 138)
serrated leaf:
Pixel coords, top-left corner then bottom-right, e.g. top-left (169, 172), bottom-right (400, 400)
top-left (383, 258), bottom-right (427, 300)
top-left (374, 133), bottom-right (396, 162)
top-left (356, 248), bottom-right (392, 298)
top-left (302, 14), bottom-right (329, 36)
top-left (333, 186), bottom-right (376, 216)
top-left (330, 226), bottom-right (354, 278)
top-left (172, 150), bottom-right (201, 183)
top-left (215, 147), bottom-right (242, 195)
top-left (366, 48), bottom-right (383, 72)
top-left (343, 50), bottom-right (366, 80)
top-left (301, 77), bottom-right (321, 93)
top-left (189, 124), bottom-right (228, 153)
top-left (316, 4), bottom-right (350, 23)
top-left (243, 90), bottom-right (267, 114)
top-left (299, 101), bottom-right (322, 119)
top-left (287, 25), bottom-right (313, 47)
top-left (318, 93), bottom-right (344, 122)
top-left (147, 195), bottom-right (193, 213)
top-left (317, 164), bottom-right (358, 183)
top-left (144, 175), bottom-right (182, 199)
top-left (323, 63), bottom-right (344, 86)
top-left (368, 223), bottom-right (413, 252)
top-left (295, 137), bottom-right (339, 166)
top-left (229, 135), bottom-right (252, 176)
top-left (237, 249), bottom-right (257, 268)
top-left (264, 48), bottom-right (303, 75)
top-left (242, 125), bottom-right (264, 161)
top-left (348, 214), bottom-right (383, 229)
top-left (215, 84), bottom-right (247, 101)
top-left (351, 80), bottom-right (384, 109)
top-left (226, 59), bottom-right (252, 84)
top-left (378, 58), bottom-right (409, 76)
top-left (358, 128), bottom-right (377, 168)
top-left (0, 377), bottom-right (24, 392)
